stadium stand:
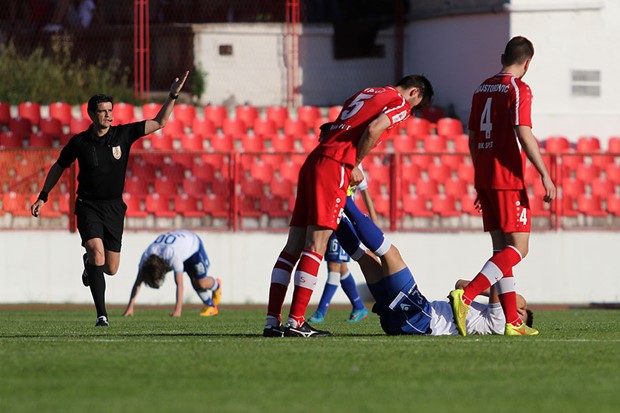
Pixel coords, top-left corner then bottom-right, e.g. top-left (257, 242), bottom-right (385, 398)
top-left (18, 101), bottom-right (41, 125)
top-left (0, 102), bottom-right (10, 127)
top-left (49, 102), bottom-right (72, 126)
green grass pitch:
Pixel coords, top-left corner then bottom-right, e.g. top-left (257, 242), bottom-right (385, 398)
top-left (1, 305), bottom-right (618, 413)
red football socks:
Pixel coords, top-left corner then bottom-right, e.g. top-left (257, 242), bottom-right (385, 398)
top-left (288, 249), bottom-right (323, 327)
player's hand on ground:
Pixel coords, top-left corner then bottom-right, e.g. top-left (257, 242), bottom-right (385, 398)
top-left (30, 199), bottom-right (44, 218)
top-left (170, 310), bottom-right (182, 317)
top-left (123, 309), bottom-right (134, 317)
top-left (170, 71), bottom-right (189, 96)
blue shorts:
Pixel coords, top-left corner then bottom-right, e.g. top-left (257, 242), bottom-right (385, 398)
top-left (183, 240), bottom-right (210, 280)
top-left (325, 233), bottom-right (350, 263)
top-left (371, 274), bottom-right (432, 335)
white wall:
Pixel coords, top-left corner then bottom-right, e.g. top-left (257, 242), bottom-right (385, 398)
top-left (192, 23), bottom-right (396, 108)
top-left (1, 230), bottom-right (618, 306)
top-left (406, 0), bottom-right (620, 143)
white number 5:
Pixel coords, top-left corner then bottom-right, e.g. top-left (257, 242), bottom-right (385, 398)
top-left (340, 93), bottom-right (374, 120)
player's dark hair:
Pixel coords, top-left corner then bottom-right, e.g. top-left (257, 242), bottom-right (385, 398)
top-left (396, 74), bottom-right (434, 109)
top-left (87, 94), bottom-right (114, 114)
top-left (140, 255), bottom-right (168, 289)
top-left (501, 36), bottom-right (534, 66)
top-left (525, 309), bottom-right (534, 327)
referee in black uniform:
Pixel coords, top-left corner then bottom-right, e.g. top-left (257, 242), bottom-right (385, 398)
top-left (31, 71), bottom-right (189, 326)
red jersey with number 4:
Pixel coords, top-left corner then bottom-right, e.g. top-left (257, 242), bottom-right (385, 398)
top-left (313, 86), bottom-right (410, 166)
top-left (468, 73), bottom-right (533, 190)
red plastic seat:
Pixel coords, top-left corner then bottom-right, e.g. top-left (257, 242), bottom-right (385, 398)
top-left (577, 194), bottom-right (606, 217)
top-left (401, 193), bottom-right (433, 217)
top-left (239, 195), bottom-right (262, 218)
top-left (240, 134), bottom-right (265, 152)
top-left (39, 117), bottom-right (63, 139)
top-left (207, 133), bottom-right (234, 152)
top-left (182, 176), bottom-right (208, 194)
top-left (191, 118), bottom-right (217, 137)
top-left (249, 160), bottom-right (274, 182)
top-left (29, 132), bottom-right (55, 148)
top-left (365, 161), bottom-right (390, 186)
top-left (278, 158), bottom-right (302, 181)
top-left (457, 163), bottom-right (475, 184)
top-left (70, 116), bottom-right (91, 134)
top-left (0, 102), bottom-right (10, 126)
top-left (235, 105), bottom-right (259, 127)
top-left (544, 136), bottom-right (571, 153)
top-left (392, 133), bottom-right (418, 152)
top-left (141, 103), bottom-right (162, 120)
top-left (173, 104), bottom-right (196, 127)
top-left (161, 118), bottom-right (185, 139)
top-left (204, 105), bottom-right (228, 129)
top-left (240, 176), bottom-right (266, 198)
top-left (268, 133), bottom-right (295, 152)
top-left (283, 118), bottom-right (308, 138)
top-left (606, 194), bottom-right (620, 216)
top-left (253, 118), bottom-right (278, 137)
top-left (575, 136), bottom-right (601, 153)
top-left (179, 134), bottom-right (204, 151)
top-left (125, 175), bottom-right (150, 194)
top-left (269, 176), bottom-right (295, 198)
top-left (451, 134), bottom-right (470, 153)
top-left (328, 106), bottom-right (342, 121)
top-left (203, 193), bottom-right (230, 219)
top-left (0, 131), bottom-right (24, 148)
top-left (431, 194), bottom-right (460, 217)
top-left (297, 106), bottom-right (321, 127)
top-left (528, 195), bottom-right (551, 217)
top-left (123, 193), bottom-right (148, 217)
top-left (575, 163), bottom-right (601, 181)
top-left (590, 178), bottom-right (614, 197)
top-left (191, 160), bottom-right (216, 181)
top-left (608, 136), bottom-right (620, 153)
top-left (606, 164), bottom-right (620, 184)
top-left (113, 102), bottom-right (135, 124)
top-left (266, 106), bottom-right (289, 129)
top-left (81, 102), bottom-right (89, 119)
top-left (3, 192), bottom-right (31, 216)
top-left (222, 118), bottom-right (247, 138)
top-left (414, 178), bottom-right (439, 197)
top-left (427, 163), bottom-right (452, 182)
top-left (561, 178), bottom-right (585, 198)
top-left (299, 133), bottom-right (319, 152)
top-left (423, 135), bottom-right (447, 152)
top-left (9, 117), bottom-right (33, 139)
top-left (259, 194), bottom-right (292, 218)
top-left (18, 101), bottom-right (41, 125)
top-left (175, 193), bottom-right (203, 217)
top-left (405, 117), bottom-right (431, 137)
top-left (145, 193), bottom-right (175, 217)
top-left (443, 177), bottom-right (468, 197)
top-left (148, 133), bottom-right (174, 151)
top-left (436, 117), bottom-right (463, 136)
top-left (49, 102), bottom-right (72, 126)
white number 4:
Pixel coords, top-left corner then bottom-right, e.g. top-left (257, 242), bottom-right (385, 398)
top-left (519, 208), bottom-right (528, 225)
top-left (480, 97), bottom-right (492, 139)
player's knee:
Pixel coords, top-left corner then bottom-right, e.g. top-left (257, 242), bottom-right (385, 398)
top-left (105, 264), bottom-right (119, 276)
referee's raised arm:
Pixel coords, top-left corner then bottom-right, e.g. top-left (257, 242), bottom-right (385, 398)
top-left (144, 70), bottom-right (189, 135)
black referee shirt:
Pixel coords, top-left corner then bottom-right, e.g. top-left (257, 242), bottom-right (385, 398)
top-left (57, 121), bottom-right (147, 201)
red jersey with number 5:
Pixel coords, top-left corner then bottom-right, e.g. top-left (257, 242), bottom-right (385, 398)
top-left (468, 73), bottom-right (533, 190)
top-left (313, 86), bottom-right (410, 166)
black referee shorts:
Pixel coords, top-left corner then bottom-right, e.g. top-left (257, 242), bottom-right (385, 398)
top-left (75, 198), bottom-right (127, 252)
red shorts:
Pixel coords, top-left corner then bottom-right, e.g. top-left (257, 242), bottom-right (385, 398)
top-left (290, 153), bottom-right (350, 230)
top-left (477, 188), bottom-right (531, 233)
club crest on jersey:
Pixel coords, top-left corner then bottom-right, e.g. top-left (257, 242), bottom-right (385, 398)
top-left (112, 145), bottom-right (122, 160)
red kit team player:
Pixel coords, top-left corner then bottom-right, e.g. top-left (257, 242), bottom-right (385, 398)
top-left (450, 36), bottom-right (556, 336)
top-left (264, 75), bottom-right (434, 337)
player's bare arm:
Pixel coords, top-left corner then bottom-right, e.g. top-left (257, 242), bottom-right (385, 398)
top-left (123, 276), bottom-right (143, 317)
top-left (31, 163), bottom-right (66, 217)
top-left (352, 113), bottom-right (391, 185)
top-left (516, 125), bottom-right (557, 202)
top-left (145, 70), bottom-right (189, 135)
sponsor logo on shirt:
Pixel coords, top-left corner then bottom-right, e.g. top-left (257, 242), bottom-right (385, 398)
top-left (392, 109), bottom-right (409, 123)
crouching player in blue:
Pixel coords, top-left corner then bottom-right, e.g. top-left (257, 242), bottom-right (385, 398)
top-left (123, 230), bottom-right (222, 318)
top-left (337, 199), bottom-right (533, 335)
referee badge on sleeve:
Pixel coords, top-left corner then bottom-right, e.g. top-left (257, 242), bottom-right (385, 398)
top-left (112, 146), bottom-right (122, 160)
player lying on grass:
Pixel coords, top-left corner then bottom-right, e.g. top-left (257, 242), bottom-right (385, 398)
top-left (336, 198), bottom-right (533, 336)
top-left (122, 230), bottom-right (222, 318)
